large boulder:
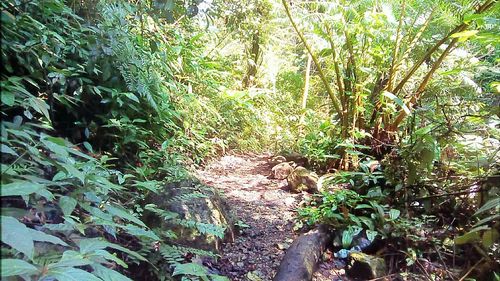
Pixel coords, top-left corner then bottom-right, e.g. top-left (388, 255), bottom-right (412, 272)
top-left (287, 167), bottom-right (319, 193)
top-left (144, 179), bottom-right (234, 252)
top-left (271, 162), bottom-right (295, 180)
top-left (346, 252), bottom-right (386, 280)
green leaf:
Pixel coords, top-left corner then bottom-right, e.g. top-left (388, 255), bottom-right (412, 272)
top-left (341, 229), bottom-right (354, 248)
top-left (78, 238), bottom-right (147, 262)
top-left (482, 229), bottom-right (499, 248)
top-left (46, 267), bottom-right (103, 281)
top-left (454, 231), bottom-right (481, 245)
top-left (366, 230), bottom-right (378, 242)
top-left (210, 275), bottom-right (231, 281)
top-left (27, 228), bottom-right (68, 246)
top-left (1, 91), bottom-right (15, 106)
top-left (83, 141), bottom-right (93, 153)
top-left (370, 202), bottom-right (385, 222)
top-left (122, 92), bottom-right (140, 103)
top-left (473, 213), bottom-right (500, 227)
top-left (172, 263), bottom-right (208, 277)
top-left (44, 222), bottom-right (75, 232)
top-left (29, 97), bottom-right (51, 120)
top-left (1, 144), bottom-right (18, 156)
top-left (105, 204), bottom-right (146, 227)
top-left (382, 91), bottom-right (410, 114)
top-left (358, 216), bottom-right (375, 230)
top-left (120, 224), bottom-right (160, 240)
top-left (1, 216), bottom-right (34, 259)
top-left (1, 181), bottom-right (46, 197)
top-left (0, 259), bottom-right (38, 277)
top-left (389, 209), bottom-right (400, 220)
top-left (318, 48), bottom-right (332, 57)
top-left (41, 136), bottom-right (69, 158)
top-left (90, 250), bottom-right (127, 268)
top-left (92, 264), bottom-right (132, 281)
top-left (354, 204), bottom-right (373, 210)
top-left (78, 238), bottom-right (110, 254)
top-left (414, 125), bottom-right (433, 136)
top-left (49, 250), bottom-right (92, 268)
top-left (60, 162), bottom-right (86, 183)
top-left (475, 198), bottom-right (500, 216)
top-left (60, 196), bottom-right (78, 216)
top-left (133, 181), bottom-right (159, 193)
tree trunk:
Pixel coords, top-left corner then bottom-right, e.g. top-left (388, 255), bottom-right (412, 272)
top-left (273, 225), bottom-right (333, 281)
top-left (243, 31), bottom-right (260, 88)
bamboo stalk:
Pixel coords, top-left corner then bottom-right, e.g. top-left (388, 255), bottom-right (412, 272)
top-left (369, 8), bottom-right (434, 131)
top-left (391, 37), bottom-right (458, 129)
top-left (325, 26), bottom-right (344, 97)
top-left (299, 53), bottom-right (312, 128)
top-left (395, 8), bottom-right (436, 83)
top-left (281, 0), bottom-right (343, 117)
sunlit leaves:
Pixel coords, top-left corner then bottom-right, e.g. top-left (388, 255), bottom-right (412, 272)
top-left (450, 29), bottom-right (479, 42)
top-left (1, 0), bottom-right (228, 280)
top-left (382, 91), bottom-right (410, 114)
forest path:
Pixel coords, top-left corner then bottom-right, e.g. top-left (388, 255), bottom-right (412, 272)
top-left (196, 153), bottom-right (302, 281)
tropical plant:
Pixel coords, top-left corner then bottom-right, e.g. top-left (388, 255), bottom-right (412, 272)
top-left (1, 0), bottom-right (230, 280)
top-left (281, 0), bottom-right (498, 168)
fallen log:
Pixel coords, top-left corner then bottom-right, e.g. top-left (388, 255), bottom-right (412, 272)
top-left (273, 225), bottom-right (333, 281)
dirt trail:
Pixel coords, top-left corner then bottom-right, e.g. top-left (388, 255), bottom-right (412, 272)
top-left (196, 153), bottom-right (302, 281)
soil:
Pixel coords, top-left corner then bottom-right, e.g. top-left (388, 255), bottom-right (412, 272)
top-left (196, 153), bottom-right (303, 281)
top-left (196, 153), bottom-right (348, 281)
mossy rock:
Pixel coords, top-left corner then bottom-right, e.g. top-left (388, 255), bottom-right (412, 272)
top-left (347, 252), bottom-right (386, 280)
top-left (287, 166), bottom-right (319, 193)
top-left (272, 162), bottom-right (294, 180)
top-left (144, 178), bottom-right (235, 253)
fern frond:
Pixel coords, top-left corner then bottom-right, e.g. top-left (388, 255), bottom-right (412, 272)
top-left (173, 219), bottom-right (226, 239)
top-left (159, 244), bottom-right (218, 265)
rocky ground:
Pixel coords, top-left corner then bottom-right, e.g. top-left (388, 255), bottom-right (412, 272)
top-left (195, 153), bottom-right (351, 281)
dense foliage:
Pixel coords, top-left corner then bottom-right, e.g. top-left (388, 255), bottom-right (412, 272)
top-left (0, 0), bottom-right (236, 280)
top-left (1, 0), bottom-right (499, 280)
